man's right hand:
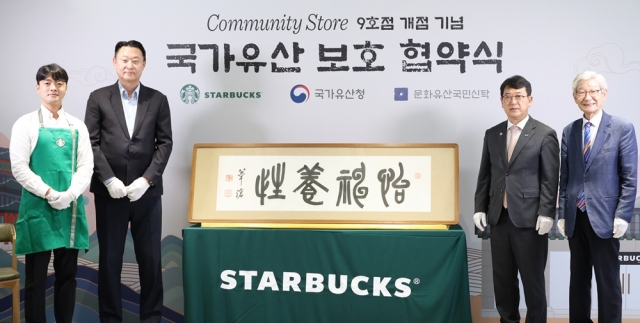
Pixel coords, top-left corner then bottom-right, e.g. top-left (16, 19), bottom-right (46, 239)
top-left (106, 178), bottom-right (127, 199)
top-left (473, 212), bottom-right (487, 231)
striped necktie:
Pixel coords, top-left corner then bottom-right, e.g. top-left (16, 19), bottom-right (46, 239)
top-left (577, 121), bottom-right (592, 212)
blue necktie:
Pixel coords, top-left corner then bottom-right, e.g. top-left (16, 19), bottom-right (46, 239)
top-left (577, 122), bottom-right (592, 212)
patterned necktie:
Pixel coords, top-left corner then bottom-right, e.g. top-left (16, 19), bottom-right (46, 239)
top-left (503, 125), bottom-right (520, 208)
top-left (577, 122), bottom-right (592, 212)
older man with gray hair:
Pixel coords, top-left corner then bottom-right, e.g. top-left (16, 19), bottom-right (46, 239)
top-left (557, 71), bottom-right (637, 323)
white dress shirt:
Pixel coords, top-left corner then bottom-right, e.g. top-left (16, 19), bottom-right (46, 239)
top-left (507, 115), bottom-right (530, 152)
top-left (118, 81), bottom-right (140, 137)
top-left (9, 105), bottom-right (93, 199)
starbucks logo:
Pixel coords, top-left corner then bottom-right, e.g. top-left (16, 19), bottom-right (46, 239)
top-left (180, 84), bottom-right (200, 104)
top-left (56, 138), bottom-right (66, 147)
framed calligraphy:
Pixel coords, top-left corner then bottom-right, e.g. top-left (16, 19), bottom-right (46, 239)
top-left (189, 143), bottom-right (458, 229)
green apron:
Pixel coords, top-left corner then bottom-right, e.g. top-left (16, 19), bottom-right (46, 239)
top-left (15, 111), bottom-right (89, 255)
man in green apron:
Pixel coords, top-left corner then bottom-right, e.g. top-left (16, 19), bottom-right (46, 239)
top-left (9, 64), bottom-right (93, 323)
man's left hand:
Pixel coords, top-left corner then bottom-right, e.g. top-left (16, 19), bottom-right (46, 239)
top-left (557, 219), bottom-right (567, 238)
top-left (126, 177), bottom-right (150, 202)
top-left (535, 215), bottom-right (554, 235)
top-left (48, 191), bottom-right (76, 210)
top-left (612, 217), bottom-right (629, 238)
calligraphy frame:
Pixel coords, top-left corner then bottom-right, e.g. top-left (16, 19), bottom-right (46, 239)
top-left (189, 143), bottom-right (458, 229)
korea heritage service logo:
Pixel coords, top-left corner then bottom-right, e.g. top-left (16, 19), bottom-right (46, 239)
top-left (180, 84), bottom-right (200, 104)
top-left (290, 84), bottom-right (310, 103)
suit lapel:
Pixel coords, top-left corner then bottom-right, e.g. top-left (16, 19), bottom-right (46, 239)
top-left (132, 84), bottom-right (150, 138)
top-left (585, 112), bottom-right (611, 172)
top-left (508, 117), bottom-right (536, 165)
top-left (496, 121), bottom-right (508, 167)
top-left (570, 119), bottom-right (585, 173)
top-left (109, 83), bottom-right (130, 140)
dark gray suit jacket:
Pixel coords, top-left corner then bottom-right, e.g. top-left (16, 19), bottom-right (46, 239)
top-left (558, 111), bottom-right (637, 238)
top-left (475, 116), bottom-right (560, 228)
top-left (84, 82), bottom-right (173, 198)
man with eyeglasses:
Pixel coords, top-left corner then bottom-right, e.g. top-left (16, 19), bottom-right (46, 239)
top-left (557, 71), bottom-right (637, 323)
top-left (474, 75), bottom-right (559, 323)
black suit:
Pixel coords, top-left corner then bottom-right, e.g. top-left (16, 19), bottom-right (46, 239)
top-left (85, 82), bottom-right (172, 323)
top-left (475, 117), bottom-right (559, 323)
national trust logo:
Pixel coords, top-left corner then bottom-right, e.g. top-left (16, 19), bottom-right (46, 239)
top-left (290, 84), bottom-right (310, 103)
top-left (394, 87), bottom-right (408, 101)
top-left (180, 84), bottom-right (201, 104)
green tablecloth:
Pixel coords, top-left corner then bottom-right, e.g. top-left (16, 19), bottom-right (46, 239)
top-left (183, 225), bottom-right (472, 323)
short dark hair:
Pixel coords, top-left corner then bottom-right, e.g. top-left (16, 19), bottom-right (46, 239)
top-left (114, 40), bottom-right (146, 60)
top-left (36, 63), bottom-right (68, 84)
top-left (500, 75), bottom-right (532, 96)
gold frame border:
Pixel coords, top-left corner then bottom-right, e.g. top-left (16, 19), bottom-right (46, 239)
top-left (201, 222), bottom-right (449, 230)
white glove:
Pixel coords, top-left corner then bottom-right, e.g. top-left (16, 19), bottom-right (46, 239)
top-left (106, 178), bottom-right (127, 199)
top-left (126, 177), bottom-right (150, 202)
top-left (535, 215), bottom-right (554, 235)
top-left (557, 219), bottom-right (567, 238)
top-left (48, 191), bottom-right (75, 210)
top-left (473, 212), bottom-right (487, 231)
top-left (45, 189), bottom-right (61, 202)
top-left (612, 217), bottom-right (629, 239)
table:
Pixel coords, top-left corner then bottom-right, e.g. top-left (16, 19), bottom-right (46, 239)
top-left (183, 225), bottom-right (471, 323)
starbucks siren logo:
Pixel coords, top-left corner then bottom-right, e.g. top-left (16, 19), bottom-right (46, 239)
top-left (180, 84), bottom-right (200, 104)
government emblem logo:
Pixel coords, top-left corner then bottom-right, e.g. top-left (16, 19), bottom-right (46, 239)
top-left (180, 84), bottom-right (200, 104)
top-left (290, 84), bottom-right (310, 103)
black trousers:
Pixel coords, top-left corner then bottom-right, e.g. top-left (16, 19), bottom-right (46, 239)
top-left (24, 247), bottom-right (79, 323)
top-left (95, 195), bottom-right (163, 323)
top-left (490, 207), bottom-right (548, 323)
top-left (568, 208), bottom-right (621, 323)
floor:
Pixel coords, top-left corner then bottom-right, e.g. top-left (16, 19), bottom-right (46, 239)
top-left (470, 296), bottom-right (640, 323)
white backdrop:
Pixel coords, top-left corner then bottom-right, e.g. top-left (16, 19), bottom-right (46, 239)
top-left (1, 0), bottom-right (639, 250)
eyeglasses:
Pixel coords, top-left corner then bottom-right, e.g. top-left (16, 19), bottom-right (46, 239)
top-left (575, 89), bottom-right (601, 99)
top-left (501, 95), bottom-right (528, 102)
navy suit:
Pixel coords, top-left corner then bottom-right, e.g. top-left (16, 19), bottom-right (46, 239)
top-left (85, 82), bottom-right (172, 323)
top-left (558, 111), bottom-right (637, 322)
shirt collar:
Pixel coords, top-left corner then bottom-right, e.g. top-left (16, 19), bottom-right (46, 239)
top-left (582, 109), bottom-right (603, 127)
top-left (117, 81), bottom-right (140, 100)
top-left (40, 105), bottom-right (64, 120)
top-left (507, 115), bottom-right (529, 130)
